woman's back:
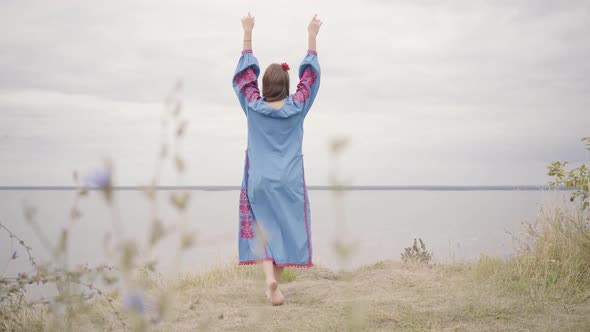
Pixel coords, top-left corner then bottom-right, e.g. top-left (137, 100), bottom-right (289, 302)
top-left (232, 48), bottom-right (320, 174)
top-left (246, 96), bottom-right (305, 184)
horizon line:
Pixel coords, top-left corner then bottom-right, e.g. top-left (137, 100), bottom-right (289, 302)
top-left (0, 185), bottom-right (559, 191)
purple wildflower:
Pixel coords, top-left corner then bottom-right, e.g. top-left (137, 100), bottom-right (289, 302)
top-left (123, 292), bottom-right (146, 315)
top-left (84, 166), bottom-right (112, 189)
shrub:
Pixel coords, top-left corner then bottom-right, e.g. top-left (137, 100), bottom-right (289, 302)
top-left (401, 238), bottom-right (433, 265)
top-left (481, 137), bottom-right (590, 304)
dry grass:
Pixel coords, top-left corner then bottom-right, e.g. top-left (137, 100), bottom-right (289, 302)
top-left (51, 259), bottom-right (587, 331)
top-left (465, 196), bottom-right (590, 315)
top-left (506, 199), bottom-right (590, 303)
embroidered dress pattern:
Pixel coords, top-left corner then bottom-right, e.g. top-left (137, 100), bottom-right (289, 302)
top-left (234, 68), bottom-right (260, 103)
top-left (293, 69), bottom-right (318, 104)
top-left (232, 50), bottom-right (320, 267)
top-left (239, 188), bottom-right (254, 239)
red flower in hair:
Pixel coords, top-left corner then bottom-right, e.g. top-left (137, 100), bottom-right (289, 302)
top-left (281, 62), bottom-right (290, 71)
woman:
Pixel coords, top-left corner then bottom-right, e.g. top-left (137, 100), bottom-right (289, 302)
top-left (232, 13), bottom-right (322, 305)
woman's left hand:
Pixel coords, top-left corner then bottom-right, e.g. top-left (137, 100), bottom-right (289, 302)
top-left (241, 12), bottom-right (255, 32)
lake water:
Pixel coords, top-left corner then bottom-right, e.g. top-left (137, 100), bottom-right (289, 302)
top-left (0, 189), bottom-right (551, 276)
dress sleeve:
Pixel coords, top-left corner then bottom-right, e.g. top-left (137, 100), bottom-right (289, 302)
top-left (232, 50), bottom-right (261, 115)
top-left (293, 50), bottom-right (321, 117)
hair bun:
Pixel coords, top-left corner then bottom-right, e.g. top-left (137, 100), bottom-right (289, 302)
top-left (281, 62), bottom-right (290, 71)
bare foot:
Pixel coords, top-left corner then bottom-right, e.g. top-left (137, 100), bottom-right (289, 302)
top-left (265, 279), bottom-right (284, 306)
top-left (270, 288), bottom-right (284, 306)
top-left (264, 278), bottom-right (276, 302)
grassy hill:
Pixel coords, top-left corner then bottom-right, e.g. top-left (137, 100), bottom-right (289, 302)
top-left (64, 259), bottom-right (590, 331)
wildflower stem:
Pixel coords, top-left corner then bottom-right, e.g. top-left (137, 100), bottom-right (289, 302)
top-left (0, 220), bottom-right (37, 269)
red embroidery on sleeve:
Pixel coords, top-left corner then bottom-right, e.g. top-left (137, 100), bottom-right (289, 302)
top-left (234, 68), bottom-right (261, 103)
top-left (293, 68), bottom-right (317, 104)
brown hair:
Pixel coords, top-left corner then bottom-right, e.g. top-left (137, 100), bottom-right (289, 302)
top-left (262, 63), bottom-right (290, 102)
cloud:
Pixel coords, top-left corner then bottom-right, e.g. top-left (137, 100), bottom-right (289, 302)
top-left (0, 0), bottom-right (588, 185)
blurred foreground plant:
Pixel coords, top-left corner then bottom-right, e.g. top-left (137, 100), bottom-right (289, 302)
top-left (0, 82), bottom-right (196, 331)
top-left (327, 137), bottom-right (367, 329)
top-left (328, 137), bottom-right (358, 265)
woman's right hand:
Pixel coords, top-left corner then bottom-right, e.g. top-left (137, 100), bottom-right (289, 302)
top-left (308, 14), bottom-right (323, 37)
top-left (241, 12), bottom-right (255, 33)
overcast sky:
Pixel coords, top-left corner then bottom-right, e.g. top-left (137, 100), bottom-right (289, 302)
top-left (1, 0), bottom-right (589, 186)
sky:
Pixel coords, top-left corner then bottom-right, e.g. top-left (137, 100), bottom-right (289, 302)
top-left (0, 0), bottom-right (589, 186)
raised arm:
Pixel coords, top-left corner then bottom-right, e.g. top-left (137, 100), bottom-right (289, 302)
top-left (242, 12), bottom-right (254, 52)
top-left (293, 15), bottom-right (323, 117)
top-left (232, 12), bottom-right (261, 115)
top-left (307, 14), bottom-right (321, 53)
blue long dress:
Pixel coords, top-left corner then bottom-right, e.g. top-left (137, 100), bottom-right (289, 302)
top-left (232, 49), bottom-right (320, 267)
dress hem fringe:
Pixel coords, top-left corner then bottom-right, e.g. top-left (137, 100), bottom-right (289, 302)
top-left (239, 259), bottom-right (314, 268)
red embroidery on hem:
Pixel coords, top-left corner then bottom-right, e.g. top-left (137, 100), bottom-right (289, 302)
top-left (238, 259), bottom-right (314, 268)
